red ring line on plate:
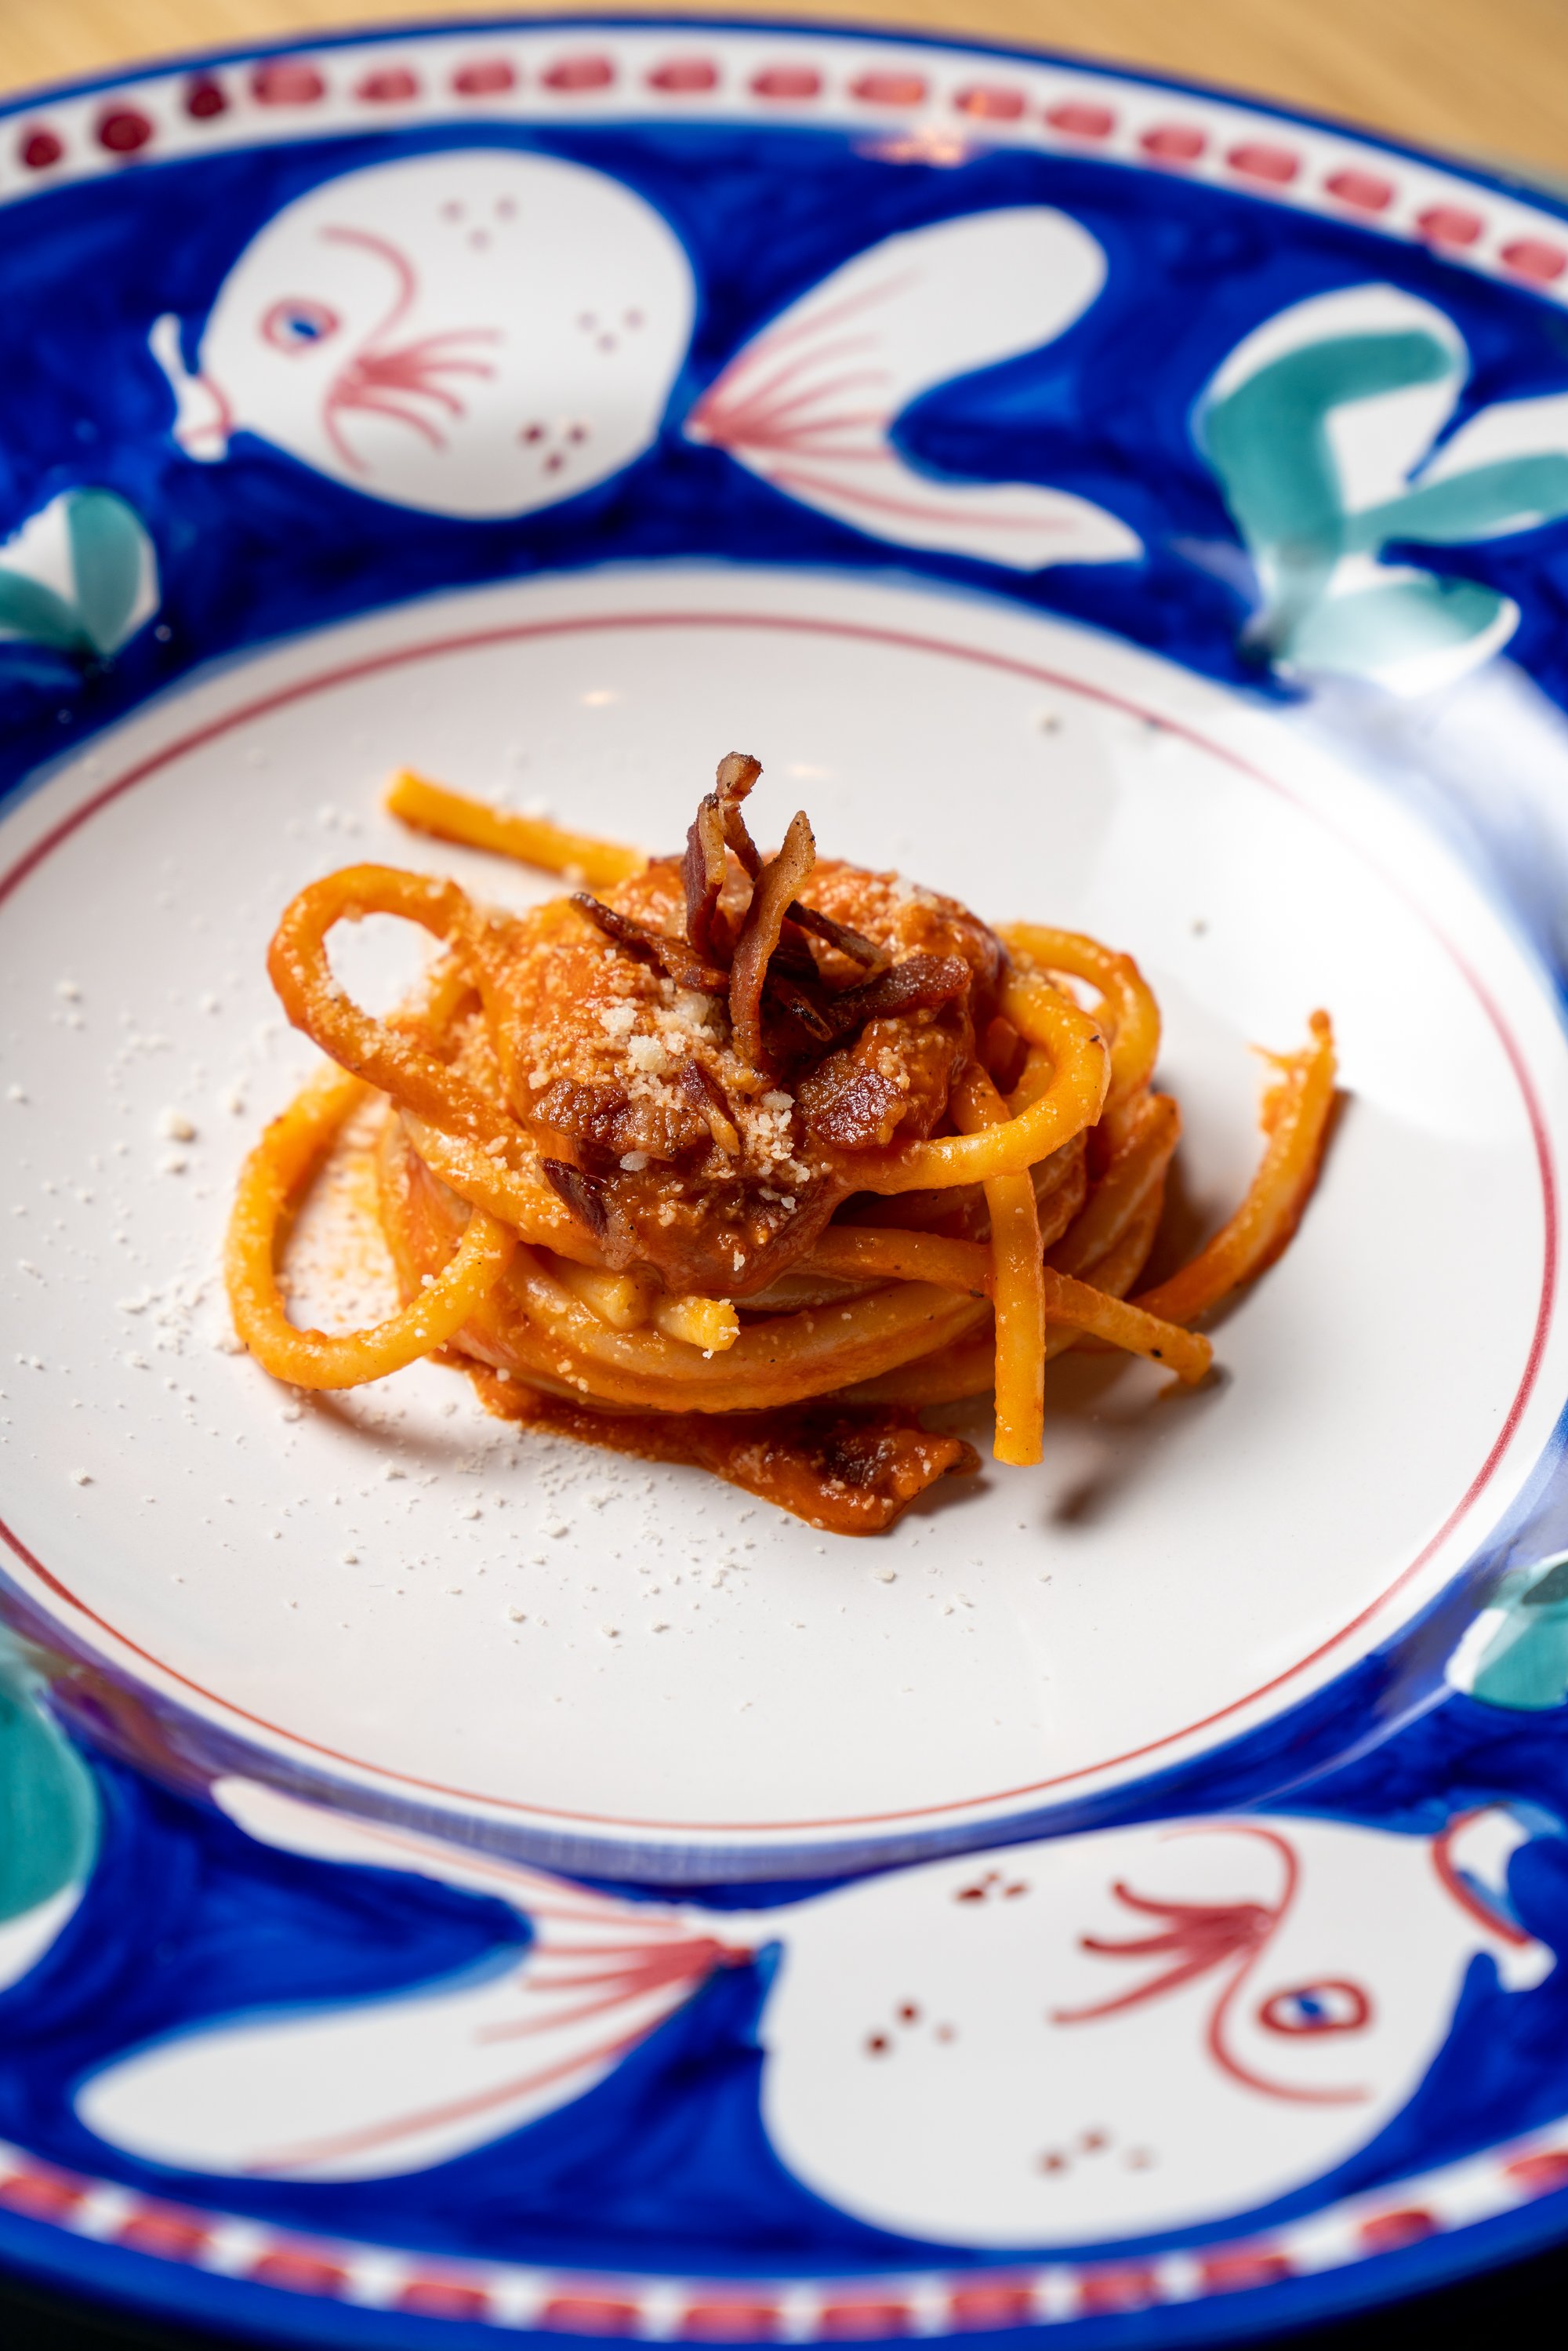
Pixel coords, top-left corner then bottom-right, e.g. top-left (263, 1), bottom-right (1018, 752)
top-left (0, 609), bottom-right (1557, 1833)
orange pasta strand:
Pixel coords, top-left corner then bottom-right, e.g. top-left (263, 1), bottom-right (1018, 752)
top-left (387, 769), bottom-right (647, 888)
top-left (846, 973), bottom-right (1109, 1196)
top-left (1040, 1266), bottom-right (1210, 1385)
top-left (804, 1227), bottom-right (992, 1295)
top-left (1051, 1092), bottom-right (1181, 1277)
top-left (1135, 1012), bottom-right (1337, 1326)
top-left (226, 1069), bottom-right (516, 1390)
top-left (954, 1063), bottom-right (1047, 1467)
top-left (267, 863), bottom-right (523, 1156)
top-left (1000, 924), bottom-right (1160, 1114)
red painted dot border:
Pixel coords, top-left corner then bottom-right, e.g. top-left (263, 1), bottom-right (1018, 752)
top-left (2, 2124), bottom-right (1566, 2335)
top-left (2, 26), bottom-right (1564, 300)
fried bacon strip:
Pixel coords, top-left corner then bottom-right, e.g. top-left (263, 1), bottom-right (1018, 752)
top-left (541, 1156), bottom-right (613, 1241)
top-left (681, 794), bottom-right (729, 963)
top-left (786, 899), bottom-right (889, 973)
top-left (682, 750), bottom-right (764, 963)
top-left (728, 807), bottom-right (817, 1070)
top-left (677, 1058), bottom-right (742, 1154)
top-left (715, 750), bottom-right (764, 874)
top-left (572, 893), bottom-right (728, 994)
top-left (822, 951), bottom-right (971, 1039)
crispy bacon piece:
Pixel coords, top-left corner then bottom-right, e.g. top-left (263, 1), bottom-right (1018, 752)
top-left (532, 1074), bottom-right (710, 1168)
top-left (763, 970), bottom-right (837, 1050)
top-left (681, 743), bottom-right (912, 1020)
top-left (682, 794), bottom-right (728, 962)
top-left (677, 1058), bottom-right (742, 1154)
top-left (820, 951), bottom-right (971, 1038)
top-left (572, 894), bottom-right (728, 994)
top-left (796, 1058), bottom-right (910, 1150)
top-left (469, 1366), bottom-right (978, 1532)
top-left (797, 1015), bottom-right (967, 1150)
top-left (531, 1081), bottom-right (630, 1162)
top-left (684, 753), bottom-right (765, 961)
top-left (542, 1157), bottom-right (614, 1241)
top-left (729, 808), bottom-right (816, 1070)
top-left (757, 951), bottom-right (973, 1088)
top-left (505, 766), bottom-right (1004, 1297)
top-left (786, 899), bottom-right (890, 973)
top-left (540, 1152), bottom-right (662, 1269)
top-left (715, 750), bottom-right (763, 877)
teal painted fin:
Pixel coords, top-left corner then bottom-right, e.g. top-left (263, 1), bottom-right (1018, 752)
top-left (1283, 575), bottom-right (1510, 674)
top-left (1464, 1556), bottom-right (1568, 1713)
top-left (0, 1637), bottom-right (98, 1922)
top-left (0, 486), bottom-right (158, 660)
top-left (65, 489), bottom-right (154, 656)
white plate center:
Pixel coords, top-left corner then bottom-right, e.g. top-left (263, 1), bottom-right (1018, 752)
top-left (2, 567), bottom-right (1564, 1859)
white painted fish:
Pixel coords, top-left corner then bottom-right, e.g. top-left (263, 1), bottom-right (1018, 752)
top-left (149, 152), bottom-right (1138, 568)
top-left (151, 151), bottom-right (696, 520)
top-left (78, 1779), bottom-right (1551, 2245)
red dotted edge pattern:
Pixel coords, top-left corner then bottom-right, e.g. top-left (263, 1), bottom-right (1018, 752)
top-left (2, 34), bottom-right (1565, 295)
top-left (2, 2128), bottom-right (1568, 2333)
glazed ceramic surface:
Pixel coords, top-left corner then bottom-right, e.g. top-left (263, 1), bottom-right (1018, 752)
top-left (4, 17), bottom-right (1568, 2347)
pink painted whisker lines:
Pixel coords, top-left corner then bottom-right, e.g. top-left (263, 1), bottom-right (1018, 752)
top-left (1054, 1830), bottom-right (1371, 2107)
top-left (1052, 1881), bottom-right (1283, 2024)
top-left (149, 150), bottom-right (695, 516)
top-left (325, 330), bottom-right (501, 468)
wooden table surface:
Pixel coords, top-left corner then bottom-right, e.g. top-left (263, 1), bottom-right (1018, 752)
top-left (0, 0), bottom-right (1563, 180)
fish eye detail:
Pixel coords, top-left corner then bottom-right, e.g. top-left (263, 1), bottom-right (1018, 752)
top-left (261, 297), bottom-right (342, 353)
top-left (1258, 1979), bottom-right (1372, 2036)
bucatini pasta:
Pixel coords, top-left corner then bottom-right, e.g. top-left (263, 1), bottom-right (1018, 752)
top-left (226, 755), bottom-right (1336, 1532)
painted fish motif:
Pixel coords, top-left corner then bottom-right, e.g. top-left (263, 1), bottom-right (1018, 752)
top-left (151, 151), bottom-right (696, 521)
top-left (78, 1779), bottom-right (1552, 2246)
top-left (148, 151), bottom-right (1138, 569)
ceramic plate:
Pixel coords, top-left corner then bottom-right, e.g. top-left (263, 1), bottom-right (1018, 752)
top-left (5, 16), bottom-right (1568, 2345)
